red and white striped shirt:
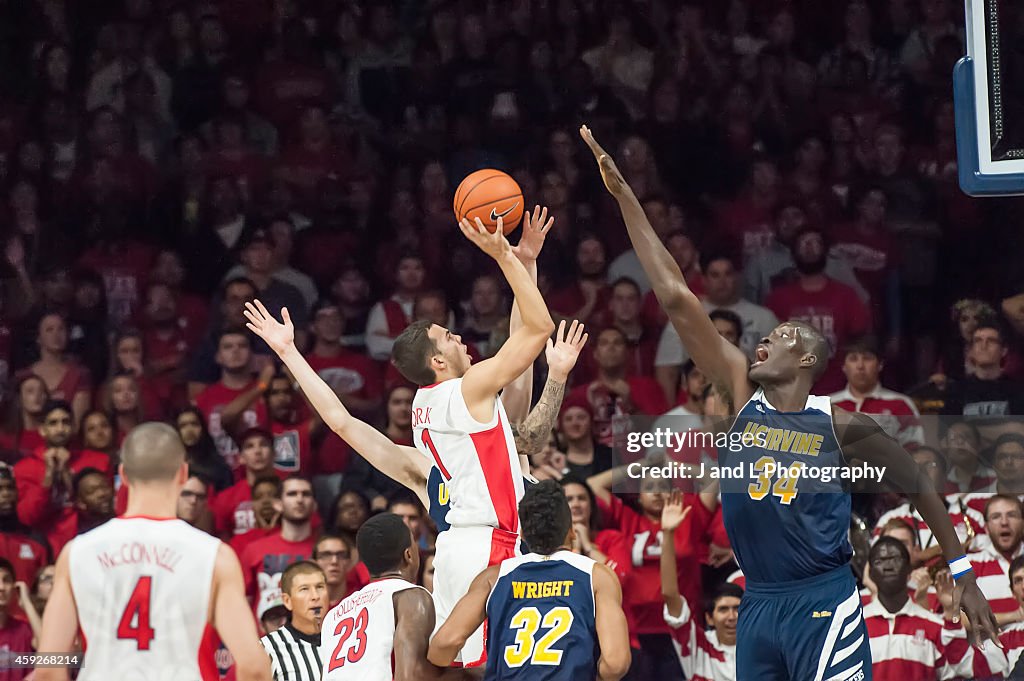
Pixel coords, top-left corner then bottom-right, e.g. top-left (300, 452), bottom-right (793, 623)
top-left (967, 543), bottom-right (1024, 615)
top-left (663, 601), bottom-right (735, 681)
top-left (863, 597), bottom-right (1004, 680)
top-left (947, 487), bottom-right (1024, 518)
top-left (830, 385), bottom-right (924, 447)
top-left (873, 502), bottom-right (985, 552)
top-left (1000, 621), bottom-right (1024, 674)
top-left (946, 463), bottom-right (996, 495)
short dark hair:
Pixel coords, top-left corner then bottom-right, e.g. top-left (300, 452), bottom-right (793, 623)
top-left (519, 480), bottom-right (572, 555)
top-left (869, 536), bottom-right (910, 567)
top-left (387, 489), bottom-right (424, 513)
top-left (314, 532), bottom-right (354, 558)
top-left (699, 249), bottom-right (738, 274)
top-left (280, 560), bottom-right (325, 596)
top-left (842, 334), bottom-right (880, 358)
top-left (72, 467), bottom-right (107, 497)
top-left (222, 276), bottom-right (257, 296)
top-left (216, 326), bottom-right (251, 347)
top-left (1009, 555), bottom-right (1024, 588)
top-left (41, 400), bottom-right (73, 421)
top-left (994, 433), bottom-right (1024, 454)
top-left (391, 319), bottom-right (439, 386)
top-left (705, 582), bottom-right (744, 614)
top-left (357, 513), bottom-right (412, 576)
top-left (282, 475), bottom-right (313, 493)
top-left (609, 277), bottom-right (641, 295)
top-left (708, 309), bottom-right (742, 336)
top-left (985, 494), bottom-right (1024, 522)
top-left (0, 558), bottom-right (13, 581)
top-left (972, 321), bottom-right (1007, 345)
top-left (251, 475), bottom-right (283, 496)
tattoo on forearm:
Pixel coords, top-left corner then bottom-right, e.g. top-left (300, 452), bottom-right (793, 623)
top-left (512, 378), bottom-right (566, 457)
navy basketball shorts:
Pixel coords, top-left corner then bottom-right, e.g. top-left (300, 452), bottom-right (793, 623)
top-left (737, 565), bottom-right (871, 681)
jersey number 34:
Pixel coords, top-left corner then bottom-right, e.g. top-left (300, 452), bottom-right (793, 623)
top-left (503, 606), bottom-right (573, 668)
top-left (747, 456), bottom-right (804, 505)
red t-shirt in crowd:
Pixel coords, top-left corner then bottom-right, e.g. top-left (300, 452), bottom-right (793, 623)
top-left (306, 351), bottom-right (381, 475)
top-left (596, 493), bottom-right (711, 636)
top-left (0, 616), bottom-right (33, 681)
top-left (241, 530), bottom-right (317, 606)
top-left (764, 279), bottom-right (872, 393)
top-left (714, 197), bottom-right (775, 266)
top-left (829, 225), bottom-right (899, 310)
top-left (229, 527), bottom-right (274, 560)
top-left (211, 474), bottom-right (283, 537)
top-left (547, 282), bottom-right (612, 326)
top-left (13, 448), bottom-right (111, 556)
top-left (78, 241), bottom-right (158, 327)
top-left (0, 533), bottom-right (47, 584)
top-left (0, 431), bottom-right (44, 462)
top-left (568, 379), bottom-right (669, 448)
top-left (194, 381), bottom-right (268, 470)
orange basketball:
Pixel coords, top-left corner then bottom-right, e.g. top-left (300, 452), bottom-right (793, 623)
top-left (453, 169), bottom-right (523, 235)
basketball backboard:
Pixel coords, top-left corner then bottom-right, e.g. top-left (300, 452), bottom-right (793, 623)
top-left (953, 0), bottom-right (1024, 195)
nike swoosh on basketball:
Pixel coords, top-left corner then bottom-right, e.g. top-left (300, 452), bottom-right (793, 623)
top-left (490, 202), bottom-right (519, 221)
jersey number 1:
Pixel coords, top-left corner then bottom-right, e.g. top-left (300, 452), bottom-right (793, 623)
top-left (117, 576), bottom-right (155, 650)
top-left (328, 608), bottom-right (369, 671)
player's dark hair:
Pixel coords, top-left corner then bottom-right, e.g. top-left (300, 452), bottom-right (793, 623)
top-left (72, 467), bottom-right (107, 498)
top-left (869, 536), bottom-right (910, 568)
top-left (251, 475), bottom-right (283, 496)
top-left (705, 582), bottom-right (744, 614)
top-left (357, 513), bottom-right (413, 576)
top-left (985, 494), bottom-right (1024, 522)
top-left (0, 558), bottom-right (14, 581)
top-left (519, 480), bottom-right (572, 555)
top-left (1009, 556), bottom-right (1024, 588)
top-left (40, 400), bottom-right (73, 422)
top-left (559, 475), bottom-right (603, 534)
top-left (392, 319), bottom-right (439, 386)
top-left (280, 560), bottom-right (325, 596)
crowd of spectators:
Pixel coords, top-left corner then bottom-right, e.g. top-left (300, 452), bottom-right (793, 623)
top-left (1, 0), bottom-right (1024, 678)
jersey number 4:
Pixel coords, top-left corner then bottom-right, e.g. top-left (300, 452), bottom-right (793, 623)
top-left (117, 576), bottom-right (155, 650)
top-left (503, 606), bottom-right (574, 668)
top-left (747, 456), bottom-right (804, 504)
top-left (328, 608), bottom-right (369, 671)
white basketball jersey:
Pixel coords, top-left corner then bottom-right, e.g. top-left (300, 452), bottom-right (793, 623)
top-left (411, 378), bottom-right (524, 531)
top-left (319, 578), bottom-right (428, 681)
top-left (69, 517), bottom-right (220, 681)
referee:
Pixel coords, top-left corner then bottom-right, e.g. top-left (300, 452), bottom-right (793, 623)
top-left (261, 561), bottom-right (328, 681)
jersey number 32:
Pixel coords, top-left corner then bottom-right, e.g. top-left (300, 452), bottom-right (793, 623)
top-left (503, 606), bottom-right (573, 668)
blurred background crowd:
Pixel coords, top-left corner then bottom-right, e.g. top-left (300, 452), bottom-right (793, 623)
top-left (1, 0), bottom-right (1024, 678)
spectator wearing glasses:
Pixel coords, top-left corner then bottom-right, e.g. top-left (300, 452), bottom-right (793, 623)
top-left (176, 474), bottom-right (213, 534)
top-left (954, 434), bottom-right (1024, 516)
top-left (313, 533), bottom-right (355, 608)
top-left (941, 421), bottom-right (995, 494)
top-left (968, 495), bottom-right (1024, 615)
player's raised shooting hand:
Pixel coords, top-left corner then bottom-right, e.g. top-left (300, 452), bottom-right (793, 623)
top-left (546, 319), bottom-right (588, 382)
top-left (951, 572), bottom-right (1003, 648)
top-left (580, 125), bottom-right (630, 199)
top-left (511, 205), bottom-right (554, 263)
top-left (661, 490), bottom-right (691, 532)
top-left (459, 216), bottom-right (513, 261)
top-left (244, 300), bottom-right (295, 356)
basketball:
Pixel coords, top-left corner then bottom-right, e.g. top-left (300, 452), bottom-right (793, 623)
top-left (453, 169), bottom-right (524, 234)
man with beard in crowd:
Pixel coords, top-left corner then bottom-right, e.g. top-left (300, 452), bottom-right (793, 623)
top-left (71, 467), bottom-right (114, 535)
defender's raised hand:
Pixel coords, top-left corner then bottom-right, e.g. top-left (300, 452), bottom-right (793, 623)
top-left (244, 300), bottom-right (295, 356)
top-left (459, 216), bottom-right (513, 261)
top-left (580, 125), bottom-right (630, 198)
top-left (546, 319), bottom-right (588, 382)
top-left (511, 205), bottom-right (554, 263)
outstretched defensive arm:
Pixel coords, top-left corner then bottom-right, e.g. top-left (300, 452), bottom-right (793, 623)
top-left (835, 406), bottom-right (1000, 648)
top-left (459, 217), bottom-right (555, 421)
top-left (580, 126), bottom-right (751, 408)
top-left (245, 301), bottom-right (430, 506)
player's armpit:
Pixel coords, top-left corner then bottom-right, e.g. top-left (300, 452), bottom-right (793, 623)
top-left (592, 564), bottom-right (631, 681)
top-left (35, 545), bottom-right (77, 681)
top-left (210, 544), bottom-right (272, 681)
top-left (427, 567), bottom-right (497, 668)
top-left (393, 588), bottom-right (445, 681)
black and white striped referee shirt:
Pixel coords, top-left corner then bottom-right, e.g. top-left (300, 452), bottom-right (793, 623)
top-left (260, 624), bottom-right (322, 681)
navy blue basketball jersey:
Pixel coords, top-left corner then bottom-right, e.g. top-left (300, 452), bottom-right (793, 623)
top-left (484, 551), bottom-right (599, 681)
top-left (426, 466), bottom-right (451, 532)
top-left (720, 388), bottom-right (852, 584)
